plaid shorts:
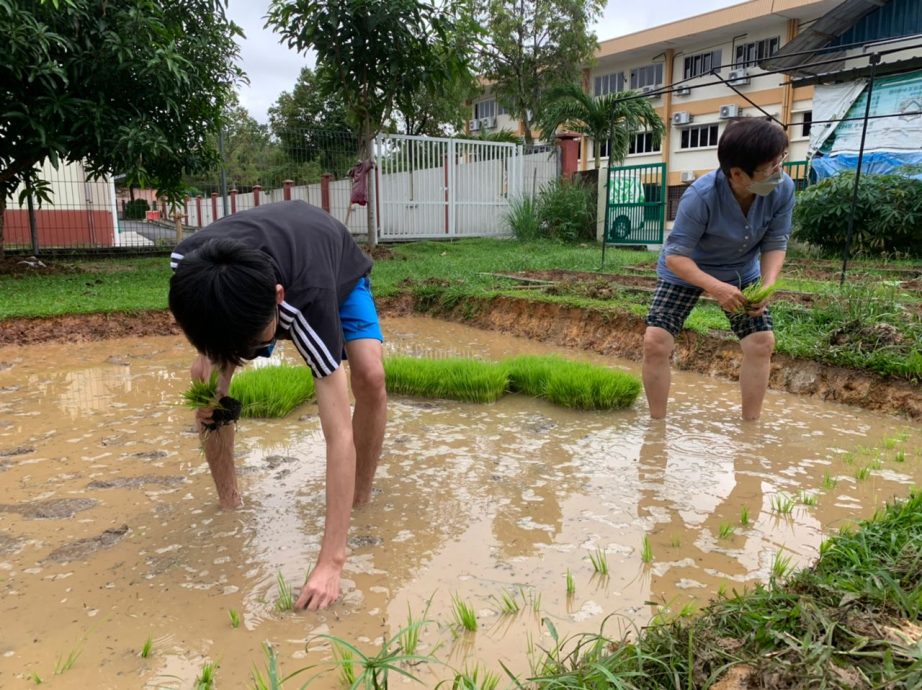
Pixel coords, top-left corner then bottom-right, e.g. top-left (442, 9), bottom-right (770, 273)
top-left (645, 279), bottom-right (773, 340)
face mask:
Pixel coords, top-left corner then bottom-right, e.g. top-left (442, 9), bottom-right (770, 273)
top-left (747, 171), bottom-right (783, 197)
top-left (250, 340), bottom-right (276, 359)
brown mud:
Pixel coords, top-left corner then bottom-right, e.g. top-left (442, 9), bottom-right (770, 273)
top-left (1, 294), bottom-right (920, 419)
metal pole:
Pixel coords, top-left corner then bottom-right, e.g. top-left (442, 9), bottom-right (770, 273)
top-left (839, 53), bottom-right (880, 287)
top-left (26, 182), bottom-right (39, 255)
top-left (218, 126), bottom-right (229, 216)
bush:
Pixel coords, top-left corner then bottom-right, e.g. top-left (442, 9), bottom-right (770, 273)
top-left (793, 173), bottom-right (922, 257)
top-left (124, 198), bottom-right (150, 220)
top-left (536, 178), bottom-right (597, 243)
top-left (504, 194), bottom-right (541, 240)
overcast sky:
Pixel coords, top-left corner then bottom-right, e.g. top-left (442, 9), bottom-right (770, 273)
top-left (227, 0), bottom-right (743, 124)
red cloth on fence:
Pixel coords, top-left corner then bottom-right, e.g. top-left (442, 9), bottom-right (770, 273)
top-left (348, 160), bottom-right (375, 206)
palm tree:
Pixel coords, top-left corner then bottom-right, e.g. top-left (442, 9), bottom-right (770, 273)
top-left (538, 82), bottom-right (665, 171)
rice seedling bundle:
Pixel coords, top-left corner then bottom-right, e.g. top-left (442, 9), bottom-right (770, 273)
top-left (384, 356), bottom-right (508, 403)
top-left (228, 365), bottom-right (315, 418)
top-left (507, 355), bottom-right (640, 410)
top-left (735, 280), bottom-right (782, 313)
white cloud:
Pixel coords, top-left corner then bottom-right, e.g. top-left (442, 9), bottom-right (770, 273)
top-left (228, 0), bottom-right (742, 124)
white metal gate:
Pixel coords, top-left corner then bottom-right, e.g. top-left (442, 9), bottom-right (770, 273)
top-left (374, 134), bottom-right (524, 240)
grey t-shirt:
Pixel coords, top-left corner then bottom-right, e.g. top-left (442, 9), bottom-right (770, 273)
top-left (171, 201), bottom-right (373, 377)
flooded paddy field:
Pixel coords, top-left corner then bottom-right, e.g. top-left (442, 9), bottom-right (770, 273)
top-left (0, 315), bottom-right (919, 688)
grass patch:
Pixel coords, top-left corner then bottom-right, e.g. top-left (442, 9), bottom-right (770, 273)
top-left (504, 355), bottom-right (641, 410)
top-left (228, 364), bottom-right (315, 417)
top-left (384, 355), bottom-right (508, 403)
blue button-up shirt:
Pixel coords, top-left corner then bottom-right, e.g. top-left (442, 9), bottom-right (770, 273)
top-left (657, 169), bottom-right (795, 288)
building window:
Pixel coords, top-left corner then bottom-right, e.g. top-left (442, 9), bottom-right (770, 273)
top-left (594, 72), bottom-right (625, 96)
top-left (683, 50), bottom-right (722, 79)
top-left (628, 131), bottom-right (661, 155)
top-left (680, 124), bottom-right (719, 149)
top-left (630, 64), bottom-right (664, 90)
top-left (667, 185), bottom-right (686, 221)
top-left (801, 110), bottom-right (812, 137)
top-left (598, 138), bottom-right (611, 160)
top-left (474, 99), bottom-right (507, 119)
top-left (734, 37), bottom-right (780, 68)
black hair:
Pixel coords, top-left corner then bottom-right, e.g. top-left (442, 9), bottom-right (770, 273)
top-left (169, 237), bottom-right (278, 367)
top-left (717, 118), bottom-right (788, 177)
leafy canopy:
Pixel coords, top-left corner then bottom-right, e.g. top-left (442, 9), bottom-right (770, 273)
top-left (0, 0), bottom-right (244, 215)
top-left (475, 0), bottom-right (604, 144)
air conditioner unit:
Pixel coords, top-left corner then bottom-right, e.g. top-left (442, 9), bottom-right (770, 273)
top-left (674, 86), bottom-right (691, 96)
top-left (672, 111), bottom-right (693, 125)
top-left (481, 116), bottom-right (496, 129)
top-left (719, 104), bottom-right (740, 119)
top-left (640, 85), bottom-right (658, 97)
top-left (728, 68), bottom-right (750, 85)
top-left (680, 171), bottom-right (697, 183)
top-left (469, 118), bottom-right (480, 132)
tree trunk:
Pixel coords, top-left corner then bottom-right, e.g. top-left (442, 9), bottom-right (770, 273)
top-left (363, 117), bottom-right (377, 250)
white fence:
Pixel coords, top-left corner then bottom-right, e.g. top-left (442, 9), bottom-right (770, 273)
top-left (182, 134), bottom-right (559, 241)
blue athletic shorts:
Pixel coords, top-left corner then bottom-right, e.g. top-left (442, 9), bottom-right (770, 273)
top-left (340, 275), bottom-right (383, 343)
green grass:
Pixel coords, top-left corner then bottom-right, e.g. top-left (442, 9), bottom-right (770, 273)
top-left (228, 608), bottom-right (241, 629)
top-left (228, 364), bottom-right (315, 417)
top-left (505, 354), bottom-right (641, 409)
top-left (384, 355), bottom-right (509, 403)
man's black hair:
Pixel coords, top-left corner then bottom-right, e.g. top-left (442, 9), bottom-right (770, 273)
top-left (169, 237), bottom-right (278, 367)
top-left (717, 118), bottom-right (788, 177)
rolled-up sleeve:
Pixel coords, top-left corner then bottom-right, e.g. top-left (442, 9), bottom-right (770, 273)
top-left (760, 176), bottom-right (795, 253)
top-left (663, 187), bottom-right (708, 258)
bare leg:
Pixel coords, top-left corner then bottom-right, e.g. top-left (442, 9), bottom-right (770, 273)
top-left (642, 326), bottom-right (675, 420)
top-left (739, 331), bottom-right (774, 421)
top-left (344, 339), bottom-right (387, 506)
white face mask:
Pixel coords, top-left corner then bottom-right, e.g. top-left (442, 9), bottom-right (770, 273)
top-left (747, 171), bottom-right (783, 197)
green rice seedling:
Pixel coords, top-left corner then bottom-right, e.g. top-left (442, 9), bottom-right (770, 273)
top-left (183, 371), bottom-right (221, 410)
top-left (332, 641), bottom-right (356, 687)
top-left (228, 364), bottom-right (315, 418)
top-left (492, 589), bottom-right (520, 615)
top-left (641, 535), bottom-right (653, 564)
top-left (770, 494), bottom-right (795, 515)
top-left (566, 569), bottom-right (575, 596)
top-left (53, 643), bottom-right (82, 675)
top-left (250, 642), bottom-right (310, 690)
top-left (194, 660), bottom-right (218, 690)
top-left (398, 599), bottom-right (432, 656)
top-left (503, 355), bottom-right (561, 397)
top-left (274, 572), bottom-right (294, 612)
top-left (384, 356), bottom-right (509, 403)
top-left (451, 593), bottom-right (478, 632)
top-left (799, 491), bottom-right (818, 506)
top-left (504, 355), bottom-right (641, 410)
top-left (718, 523), bottom-right (734, 539)
top-left (445, 664), bottom-right (500, 690)
top-left (855, 464), bottom-right (872, 482)
top-left (228, 608), bottom-right (241, 629)
top-left (823, 471), bottom-right (838, 489)
top-left (739, 505), bottom-right (750, 526)
top-left (735, 279), bottom-right (781, 313)
top-left (140, 634), bottom-right (153, 658)
top-left (894, 450), bottom-right (906, 463)
top-left (670, 537), bottom-right (682, 548)
top-left (588, 547), bottom-right (609, 575)
top-left (531, 591), bottom-right (542, 614)
top-left (29, 671), bottom-right (42, 685)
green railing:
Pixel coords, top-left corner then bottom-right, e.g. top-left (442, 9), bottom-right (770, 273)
top-left (602, 162), bottom-right (666, 266)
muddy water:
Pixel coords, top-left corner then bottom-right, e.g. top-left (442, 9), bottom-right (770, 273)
top-left (0, 316), bottom-right (919, 688)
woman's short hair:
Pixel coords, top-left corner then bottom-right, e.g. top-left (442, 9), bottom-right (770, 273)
top-left (717, 118), bottom-right (788, 177)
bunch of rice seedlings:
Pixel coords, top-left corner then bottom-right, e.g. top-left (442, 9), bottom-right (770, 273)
top-left (228, 365), bottom-right (315, 418)
top-left (182, 371), bottom-right (222, 410)
top-left (506, 355), bottom-right (641, 410)
top-left (384, 356), bottom-right (508, 403)
top-left (736, 279), bottom-right (782, 313)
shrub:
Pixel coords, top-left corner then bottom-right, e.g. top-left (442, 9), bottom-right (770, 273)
top-left (792, 173), bottom-right (922, 257)
top-left (504, 194), bottom-right (541, 240)
top-left (536, 178), bottom-right (597, 243)
top-left (124, 198), bottom-right (150, 220)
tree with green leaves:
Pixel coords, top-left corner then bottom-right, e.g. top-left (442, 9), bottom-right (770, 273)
top-left (0, 0), bottom-right (244, 257)
top-left (538, 82), bottom-right (665, 170)
top-left (476, 0), bottom-right (604, 146)
top-left (267, 0), bottom-right (474, 247)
